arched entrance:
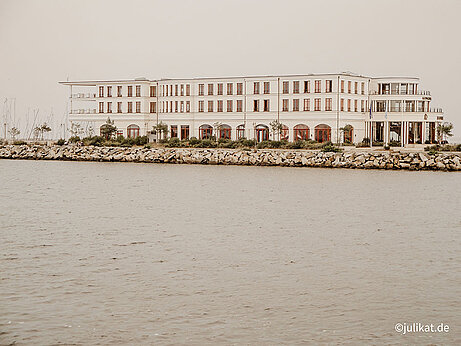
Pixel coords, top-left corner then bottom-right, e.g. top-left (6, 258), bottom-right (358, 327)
top-left (236, 124), bottom-right (245, 139)
top-left (127, 124), bottom-right (140, 138)
top-left (219, 124), bottom-right (231, 139)
top-left (293, 124), bottom-right (309, 141)
top-left (199, 124), bottom-right (213, 139)
top-left (343, 124), bottom-right (354, 144)
top-left (315, 124), bottom-right (331, 143)
top-left (281, 124), bottom-right (289, 141)
top-left (255, 124), bottom-right (269, 142)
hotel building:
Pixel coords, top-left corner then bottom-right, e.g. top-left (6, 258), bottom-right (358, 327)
top-left (60, 72), bottom-right (443, 145)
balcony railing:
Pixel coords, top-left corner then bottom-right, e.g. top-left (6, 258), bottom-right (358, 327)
top-left (369, 90), bottom-right (431, 96)
top-left (71, 93), bottom-right (96, 99)
top-left (70, 109), bottom-right (97, 114)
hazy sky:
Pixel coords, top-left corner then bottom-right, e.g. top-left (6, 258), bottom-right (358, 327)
top-left (1, 0), bottom-right (460, 140)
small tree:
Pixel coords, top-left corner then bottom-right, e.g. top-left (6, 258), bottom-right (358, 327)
top-left (212, 122), bottom-right (223, 142)
top-left (69, 122), bottom-right (84, 138)
top-left (40, 123), bottom-right (51, 140)
top-left (100, 117), bottom-right (117, 139)
top-left (152, 121), bottom-right (168, 141)
top-left (8, 127), bottom-right (20, 141)
top-left (339, 124), bottom-right (353, 144)
top-left (437, 122), bottom-right (453, 143)
top-left (269, 120), bottom-right (283, 141)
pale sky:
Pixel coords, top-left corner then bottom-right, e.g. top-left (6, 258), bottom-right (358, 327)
top-left (0, 0), bottom-right (460, 140)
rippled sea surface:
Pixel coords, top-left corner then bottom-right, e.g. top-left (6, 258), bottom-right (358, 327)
top-left (1, 159), bottom-right (460, 345)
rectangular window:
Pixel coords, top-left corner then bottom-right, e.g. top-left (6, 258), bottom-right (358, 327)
top-left (181, 125), bottom-right (189, 140)
top-left (175, 85), bottom-right (178, 96)
top-left (315, 80), bottom-right (321, 93)
top-left (304, 80), bottom-right (310, 93)
top-left (264, 99), bottom-right (270, 112)
top-left (361, 100), bottom-right (365, 112)
top-left (175, 101), bottom-right (178, 112)
top-left (341, 80), bottom-right (344, 93)
top-left (208, 84), bottom-right (214, 95)
top-left (180, 101), bottom-right (184, 112)
top-left (107, 86), bottom-right (112, 97)
top-left (282, 99), bottom-right (288, 112)
top-left (165, 85), bottom-right (169, 97)
top-left (237, 83), bottom-right (243, 95)
top-left (150, 102), bottom-right (156, 113)
top-left (116, 130), bottom-right (123, 137)
top-left (282, 81), bottom-right (289, 94)
top-left (227, 83), bottom-right (233, 95)
top-left (150, 85), bottom-right (157, 97)
top-left (207, 100), bottom-right (214, 112)
top-left (354, 99), bottom-right (358, 112)
top-left (293, 99), bottom-right (299, 111)
top-left (303, 99), bottom-right (310, 111)
top-left (128, 86), bottom-right (133, 97)
top-left (293, 81), bottom-right (299, 94)
top-left (354, 82), bottom-right (358, 94)
top-left (264, 82), bottom-right (270, 94)
top-left (325, 98), bottom-right (332, 111)
top-left (347, 99), bottom-right (351, 112)
top-left (107, 102), bottom-right (112, 113)
top-left (186, 84), bottom-right (190, 96)
top-left (170, 125), bottom-right (178, 138)
top-left (99, 86), bottom-right (104, 97)
top-left (198, 100), bottom-right (204, 112)
top-left (217, 83), bottom-right (223, 95)
top-left (186, 101), bottom-right (190, 112)
top-left (361, 82), bottom-right (365, 95)
top-left (136, 85), bottom-right (141, 97)
top-left (227, 100), bottom-right (233, 112)
top-left (180, 84), bottom-right (184, 96)
top-left (117, 102), bottom-right (122, 113)
top-left (170, 85), bottom-right (173, 96)
top-left (340, 98), bottom-right (344, 111)
top-left (253, 99), bottom-right (259, 112)
top-left (128, 102), bottom-right (133, 113)
top-left (99, 102), bottom-right (104, 113)
top-left (236, 100), bottom-right (243, 112)
top-left (117, 86), bottom-right (122, 97)
top-left (170, 101), bottom-right (173, 113)
top-left (314, 98), bottom-right (321, 111)
top-left (325, 80), bottom-right (332, 93)
top-left (198, 84), bottom-right (204, 96)
top-left (136, 101), bottom-right (141, 113)
top-left (254, 82), bottom-right (260, 94)
top-left (217, 100), bottom-right (223, 112)
top-left (348, 81), bottom-right (351, 94)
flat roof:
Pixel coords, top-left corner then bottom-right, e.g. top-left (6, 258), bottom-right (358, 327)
top-left (59, 72), bottom-right (420, 85)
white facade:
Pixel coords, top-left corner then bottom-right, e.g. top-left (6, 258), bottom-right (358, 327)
top-left (60, 72), bottom-right (444, 145)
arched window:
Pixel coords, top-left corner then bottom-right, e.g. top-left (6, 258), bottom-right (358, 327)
top-left (294, 124), bottom-right (309, 141)
top-left (218, 124), bottom-right (231, 139)
top-left (127, 124), bottom-right (140, 138)
top-left (315, 124), bottom-right (331, 143)
top-left (343, 124), bottom-right (354, 143)
top-left (255, 124), bottom-right (269, 142)
top-left (280, 124), bottom-right (289, 141)
top-left (199, 124), bottom-right (213, 139)
top-left (236, 124), bottom-right (245, 139)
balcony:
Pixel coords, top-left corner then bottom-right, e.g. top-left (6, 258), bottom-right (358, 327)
top-left (71, 93), bottom-right (96, 99)
top-left (70, 109), bottom-right (97, 114)
top-left (369, 90), bottom-right (431, 96)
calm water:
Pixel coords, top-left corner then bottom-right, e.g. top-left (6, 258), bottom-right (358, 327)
top-left (1, 160), bottom-right (460, 345)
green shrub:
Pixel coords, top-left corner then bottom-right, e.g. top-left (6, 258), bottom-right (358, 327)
top-left (197, 139), bottom-right (217, 148)
top-left (83, 136), bottom-right (105, 146)
top-left (321, 141), bottom-right (342, 152)
top-left (69, 136), bottom-right (80, 143)
top-left (165, 137), bottom-right (181, 147)
top-left (189, 137), bottom-right (200, 145)
top-left (13, 140), bottom-right (27, 145)
top-left (389, 140), bottom-right (401, 147)
top-left (56, 139), bottom-right (65, 145)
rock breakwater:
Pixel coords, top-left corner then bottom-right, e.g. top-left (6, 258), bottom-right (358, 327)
top-left (1, 145), bottom-right (460, 171)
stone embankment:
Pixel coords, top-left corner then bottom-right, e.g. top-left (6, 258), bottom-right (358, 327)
top-left (1, 145), bottom-right (460, 171)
